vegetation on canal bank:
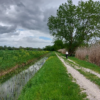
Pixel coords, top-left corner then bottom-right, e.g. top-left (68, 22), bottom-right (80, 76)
top-left (0, 51), bottom-right (50, 84)
top-left (18, 52), bottom-right (87, 100)
top-left (0, 50), bottom-right (48, 72)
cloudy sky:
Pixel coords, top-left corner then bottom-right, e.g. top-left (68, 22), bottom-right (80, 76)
top-left (0, 0), bottom-right (98, 48)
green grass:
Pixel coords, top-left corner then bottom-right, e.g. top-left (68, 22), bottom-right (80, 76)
top-left (0, 50), bottom-right (48, 72)
top-left (18, 52), bottom-right (87, 100)
top-left (68, 57), bottom-right (100, 73)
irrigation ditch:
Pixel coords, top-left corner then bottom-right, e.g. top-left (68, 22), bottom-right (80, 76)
top-left (0, 54), bottom-right (49, 100)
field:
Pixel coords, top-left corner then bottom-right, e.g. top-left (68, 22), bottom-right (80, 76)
top-left (0, 50), bottom-right (48, 72)
top-left (0, 50), bottom-right (49, 83)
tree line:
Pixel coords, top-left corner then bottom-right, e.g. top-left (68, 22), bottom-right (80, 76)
top-left (43, 40), bottom-right (66, 51)
top-left (0, 46), bottom-right (42, 51)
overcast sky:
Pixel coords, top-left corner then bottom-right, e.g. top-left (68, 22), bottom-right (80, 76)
top-left (0, 0), bottom-right (98, 48)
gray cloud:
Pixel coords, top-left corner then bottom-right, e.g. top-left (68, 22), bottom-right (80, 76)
top-left (0, 0), bottom-right (58, 34)
top-left (1, 0), bottom-right (89, 47)
top-left (0, 25), bottom-right (16, 34)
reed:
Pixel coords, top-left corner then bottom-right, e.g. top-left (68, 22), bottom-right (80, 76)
top-left (75, 43), bottom-right (100, 66)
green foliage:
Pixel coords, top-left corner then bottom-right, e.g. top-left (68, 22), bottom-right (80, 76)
top-left (18, 52), bottom-right (87, 100)
top-left (53, 39), bottom-right (64, 50)
top-left (0, 50), bottom-right (48, 72)
top-left (43, 45), bottom-right (54, 51)
top-left (43, 40), bottom-right (65, 51)
top-left (47, 0), bottom-right (100, 55)
top-left (0, 46), bottom-right (43, 50)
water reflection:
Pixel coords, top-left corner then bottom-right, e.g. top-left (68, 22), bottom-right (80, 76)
top-left (0, 57), bottom-right (48, 100)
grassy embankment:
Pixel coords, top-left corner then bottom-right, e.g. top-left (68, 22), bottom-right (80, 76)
top-left (0, 50), bottom-right (49, 83)
top-left (18, 52), bottom-right (87, 100)
top-left (59, 53), bottom-right (100, 88)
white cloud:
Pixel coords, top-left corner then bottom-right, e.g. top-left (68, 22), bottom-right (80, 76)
top-left (0, 29), bottom-right (53, 48)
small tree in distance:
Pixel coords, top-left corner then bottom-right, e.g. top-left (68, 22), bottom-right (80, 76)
top-left (47, 0), bottom-right (100, 55)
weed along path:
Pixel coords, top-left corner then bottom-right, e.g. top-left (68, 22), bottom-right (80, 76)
top-left (57, 54), bottom-right (100, 100)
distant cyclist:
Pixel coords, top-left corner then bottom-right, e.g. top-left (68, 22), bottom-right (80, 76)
top-left (66, 51), bottom-right (68, 59)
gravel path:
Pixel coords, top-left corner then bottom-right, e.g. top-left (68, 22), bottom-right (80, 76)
top-left (57, 54), bottom-right (100, 100)
top-left (68, 59), bottom-right (100, 78)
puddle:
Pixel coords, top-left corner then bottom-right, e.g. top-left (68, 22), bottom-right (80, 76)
top-left (0, 57), bottom-right (48, 100)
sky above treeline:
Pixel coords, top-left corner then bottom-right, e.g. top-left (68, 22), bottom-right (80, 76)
top-left (0, 0), bottom-right (98, 48)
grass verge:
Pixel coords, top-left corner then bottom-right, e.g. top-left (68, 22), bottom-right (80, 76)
top-left (18, 52), bottom-right (87, 100)
top-left (77, 69), bottom-right (100, 88)
top-left (68, 57), bottom-right (100, 73)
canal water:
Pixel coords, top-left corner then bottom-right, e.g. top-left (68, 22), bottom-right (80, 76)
top-left (0, 57), bottom-right (48, 100)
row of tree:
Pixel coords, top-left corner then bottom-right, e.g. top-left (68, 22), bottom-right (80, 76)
top-left (43, 39), bottom-right (88, 51)
top-left (43, 40), bottom-right (64, 51)
top-left (0, 46), bottom-right (42, 51)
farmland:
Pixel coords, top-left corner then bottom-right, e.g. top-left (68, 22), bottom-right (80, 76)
top-left (0, 50), bottom-right (49, 83)
top-left (0, 50), bottom-right (48, 72)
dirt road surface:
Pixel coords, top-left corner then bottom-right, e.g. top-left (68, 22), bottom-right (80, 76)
top-left (57, 54), bottom-right (100, 100)
top-left (68, 59), bottom-right (100, 78)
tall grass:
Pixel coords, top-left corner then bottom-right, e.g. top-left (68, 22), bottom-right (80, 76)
top-left (75, 44), bottom-right (100, 66)
top-left (75, 47), bottom-right (89, 60)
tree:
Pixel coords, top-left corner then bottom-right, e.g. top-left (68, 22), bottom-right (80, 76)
top-left (4, 45), bottom-right (8, 50)
top-left (47, 0), bottom-right (100, 55)
top-left (43, 45), bottom-right (54, 51)
top-left (53, 40), bottom-right (64, 50)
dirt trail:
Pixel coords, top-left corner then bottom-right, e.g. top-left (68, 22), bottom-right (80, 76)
top-left (68, 59), bottom-right (100, 78)
top-left (57, 54), bottom-right (100, 100)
